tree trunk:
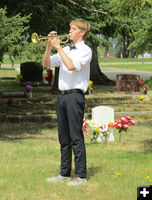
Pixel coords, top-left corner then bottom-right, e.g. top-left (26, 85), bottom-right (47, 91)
top-left (129, 47), bottom-right (136, 58)
top-left (50, 67), bottom-right (59, 94)
top-left (104, 35), bottom-right (109, 57)
top-left (90, 54), bottom-right (115, 85)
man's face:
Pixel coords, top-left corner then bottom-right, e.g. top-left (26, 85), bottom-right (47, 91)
top-left (69, 24), bottom-right (85, 42)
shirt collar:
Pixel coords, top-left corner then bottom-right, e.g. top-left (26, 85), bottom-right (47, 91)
top-left (73, 41), bottom-right (84, 48)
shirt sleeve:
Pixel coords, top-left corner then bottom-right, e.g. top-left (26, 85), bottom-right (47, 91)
top-left (50, 46), bottom-right (69, 69)
top-left (73, 47), bottom-right (92, 71)
top-left (50, 54), bottom-right (60, 69)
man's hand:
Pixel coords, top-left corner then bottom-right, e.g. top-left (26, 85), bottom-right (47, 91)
top-left (48, 31), bottom-right (61, 50)
top-left (50, 37), bottom-right (61, 50)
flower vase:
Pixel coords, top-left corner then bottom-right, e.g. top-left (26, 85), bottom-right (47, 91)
top-left (91, 138), bottom-right (97, 143)
top-left (101, 135), bottom-right (108, 142)
top-left (88, 90), bottom-right (92, 95)
top-left (29, 91), bottom-right (32, 98)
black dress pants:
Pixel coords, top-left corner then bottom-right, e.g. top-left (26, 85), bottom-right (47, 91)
top-left (56, 92), bottom-right (86, 178)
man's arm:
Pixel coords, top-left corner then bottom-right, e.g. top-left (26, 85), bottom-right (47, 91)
top-left (42, 31), bottom-right (58, 68)
top-left (42, 45), bottom-right (52, 68)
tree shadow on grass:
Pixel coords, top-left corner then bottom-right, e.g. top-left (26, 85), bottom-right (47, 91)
top-left (136, 120), bottom-right (152, 152)
top-left (0, 121), bottom-right (57, 141)
top-left (142, 139), bottom-right (152, 153)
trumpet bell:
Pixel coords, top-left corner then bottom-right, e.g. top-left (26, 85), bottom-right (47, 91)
top-left (31, 33), bottom-right (39, 44)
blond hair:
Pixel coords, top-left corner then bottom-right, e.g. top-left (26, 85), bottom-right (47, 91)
top-left (70, 19), bottom-right (90, 38)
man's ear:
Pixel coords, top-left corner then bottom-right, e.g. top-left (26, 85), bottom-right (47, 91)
top-left (81, 30), bottom-right (86, 37)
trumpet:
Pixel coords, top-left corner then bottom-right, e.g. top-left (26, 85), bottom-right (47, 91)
top-left (31, 32), bottom-right (70, 44)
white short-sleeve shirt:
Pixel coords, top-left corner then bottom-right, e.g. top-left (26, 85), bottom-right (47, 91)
top-left (50, 41), bottom-right (92, 93)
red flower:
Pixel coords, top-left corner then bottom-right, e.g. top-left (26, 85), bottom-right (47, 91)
top-left (7, 98), bottom-right (13, 104)
top-left (139, 79), bottom-right (145, 87)
top-left (45, 70), bottom-right (53, 82)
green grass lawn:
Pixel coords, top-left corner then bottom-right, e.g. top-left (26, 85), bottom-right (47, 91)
top-left (100, 64), bottom-right (152, 72)
top-left (0, 119), bottom-right (152, 200)
top-left (2, 54), bottom-right (30, 65)
top-left (98, 57), bottom-right (152, 63)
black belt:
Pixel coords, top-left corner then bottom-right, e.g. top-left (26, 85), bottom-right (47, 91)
top-left (59, 89), bottom-right (84, 95)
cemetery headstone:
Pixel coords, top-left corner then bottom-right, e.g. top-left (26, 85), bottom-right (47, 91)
top-left (116, 74), bottom-right (140, 92)
top-left (92, 106), bottom-right (115, 142)
top-left (0, 91), bottom-right (27, 98)
top-left (20, 62), bottom-right (43, 82)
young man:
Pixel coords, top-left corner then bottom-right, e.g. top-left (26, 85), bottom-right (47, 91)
top-left (42, 19), bottom-right (92, 186)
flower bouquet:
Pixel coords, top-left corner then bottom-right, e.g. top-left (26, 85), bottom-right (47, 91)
top-left (7, 98), bottom-right (13, 105)
top-left (144, 85), bottom-right (148, 94)
top-left (26, 81), bottom-right (33, 98)
top-left (114, 115), bottom-right (136, 142)
top-left (45, 69), bottom-right (53, 83)
top-left (88, 80), bottom-right (93, 95)
top-left (87, 120), bottom-right (114, 142)
top-left (139, 79), bottom-right (145, 87)
top-left (15, 74), bottom-right (22, 83)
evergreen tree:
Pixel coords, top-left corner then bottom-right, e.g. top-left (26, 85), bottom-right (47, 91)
top-left (0, 8), bottom-right (31, 66)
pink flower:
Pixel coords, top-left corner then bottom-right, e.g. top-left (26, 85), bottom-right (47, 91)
top-left (120, 117), bottom-right (128, 124)
top-left (125, 115), bottom-right (132, 121)
top-left (122, 124), bottom-right (129, 129)
top-left (116, 123), bottom-right (122, 129)
top-left (130, 119), bottom-right (136, 125)
top-left (113, 122), bottom-right (118, 127)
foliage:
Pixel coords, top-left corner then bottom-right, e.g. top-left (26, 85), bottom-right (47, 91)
top-left (0, 7), bottom-right (31, 65)
top-left (112, 0), bottom-right (152, 55)
top-left (22, 42), bottom-right (46, 62)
